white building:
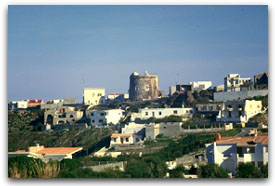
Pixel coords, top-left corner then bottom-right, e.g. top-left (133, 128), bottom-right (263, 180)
top-left (188, 81), bottom-right (212, 91)
top-left (83, 88), bottom-right (105, 106)
top-left (224, 74), bottom-right (251, 92)
top-left (8, 144), bottom-right (83, 162)
top-left (169, 86), bottom-right (177, 96)
top-left (216, 100), bottom-right (262, 123)
top-left (8, 100), bottom-right (28, 110)
top-left (110, 133), bottom-right (138, 146)
top-left (107, 93), bottom-right (129, 100)
top-left (136, 107), bottom-right (195, 120)
top-left (206, 133), bottom-right (268, 175)
top-left (121, 122), bottom-right (146, 134)
top-left (88, 109), bottom-right (124, 128)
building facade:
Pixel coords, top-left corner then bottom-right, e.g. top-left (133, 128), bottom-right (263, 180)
top-left (224, 74), bottom-right (252, 92)
top-left (145, 122), bottom-right (182, 140)
top-left (83, 88), bottom-right (105, 106)
top-left (205, 133), bottom-right (268, 175)
top-left (254, 72), bottom-right (268, 90)
top-left (189, 81), bottom-right (212, 91)
top-left (88, 109), bottom-right (124, 128)
top-left (110, 133), bottom-right (138, 146)
top-left (196, 103), bottom-right (223, 112)
top-left (138, 107), bottom-right (195, 120)
top-left (216, 100), bottom-right (262, 123)
top-left (129, 72), bottom-right (160, 101)
top-left (44, 106), bottom-right (83, 125)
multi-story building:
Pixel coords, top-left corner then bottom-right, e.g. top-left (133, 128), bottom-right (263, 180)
top-left (206, 133), bottom-right (268, 175)
top-left (87, 109), bottom-right (124, 128)
top-left (224, 74), bottom-right (252, 92)
top-left (44, 106), bottom-right (83, 125)
top-left (83, 88), bottom-right (105, 106)
top-left (216, 100), bottom-right (262, 123)
top-left (136, 107), bottom-right (195, 120)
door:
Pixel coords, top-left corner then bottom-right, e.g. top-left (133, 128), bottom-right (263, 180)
top-left (121, 137), bottom-right (124, 144)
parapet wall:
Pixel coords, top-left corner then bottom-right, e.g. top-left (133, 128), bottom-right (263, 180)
top-left (214, 90), bottom-right (268, 102)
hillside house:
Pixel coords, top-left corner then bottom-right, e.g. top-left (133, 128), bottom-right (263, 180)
top-left (83, 88), bottom-right (105, 106)
top-left (88, 109), bottom-right (124, 128)
top-left (110, 133), bottom-right (138, 146)
top-left (216, 100), bottom-right (262, 123)
top-left (8, 144), bottom-right (83, 162)
top-left (205, 133), bottom-right (268, 175)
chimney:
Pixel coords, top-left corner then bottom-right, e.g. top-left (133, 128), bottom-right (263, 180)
top-left (216, 133), bottom-right (222, 141)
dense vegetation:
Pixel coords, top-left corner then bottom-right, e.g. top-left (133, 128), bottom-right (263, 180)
top-left (197, 163), bottom-right (229, 178)
top-left (236, 163), bottom-right (268, 178)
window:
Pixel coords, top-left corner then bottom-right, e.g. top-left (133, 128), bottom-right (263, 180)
top-left (98, 93), bottom-right (102, 96)
top-left (237, 147), bottom-right (243, 157)
top-left (145, 85), bottom-right (150, 91)
top-left (92, 120), bottom-right (95, 123)
top-left (125, 138), bottom-right (129, 142)
top-left (100, 113), bottom-right (105, 116)
top-left (247, 147), bottom-right (255, 153)
top-left (70, 115), bottom-right (74, 118)
top-left (186, 110), bottom-right (189, 113)
top-left (99, 119), bottom-right (103, 123)
top-left (145, 112), bottom-right (148, 116)
top-left (113, 138), bottom-right (117, 142)
top-left (174, 110), bottom-right (178, 114)
top-left (159, 111), bottom-right (162, 115)
top-left (91, 113), bottom-right (94, 116)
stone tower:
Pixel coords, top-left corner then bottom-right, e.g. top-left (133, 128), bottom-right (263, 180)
top-left (129, 71), bottom-right (160, 101)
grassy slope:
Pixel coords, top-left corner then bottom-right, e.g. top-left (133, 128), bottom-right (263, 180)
top-left (8, 110), bottom-right (113, 152)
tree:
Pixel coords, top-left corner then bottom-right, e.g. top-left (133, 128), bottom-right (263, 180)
top-left (169, 166), bottom-right (188, 178)
top-left (125, 158), bottom-right (149, 178)
top-left (236, 163), bottom-right (264, 178)
top-left (60, 159), bottom-right (82, 172)
top-left (198, 163), bottom-right (229, 178)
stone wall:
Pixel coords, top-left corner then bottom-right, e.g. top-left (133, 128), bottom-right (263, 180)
top-left (83, 161), bottom-right (125, 172)
top-left (214, 90), bottom-right (268, 102)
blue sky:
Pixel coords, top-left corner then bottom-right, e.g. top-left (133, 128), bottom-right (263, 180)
top-left (8, 5), bottom-right (268, 102)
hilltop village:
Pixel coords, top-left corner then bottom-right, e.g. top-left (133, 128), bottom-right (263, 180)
top-left (8, 71), bottom-right (268, 178)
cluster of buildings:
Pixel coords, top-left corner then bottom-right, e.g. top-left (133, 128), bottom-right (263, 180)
top-left (8, 71), bottom-right (268, 175)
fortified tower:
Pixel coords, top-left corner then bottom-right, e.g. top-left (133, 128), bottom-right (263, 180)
top-left (129, 71), bottom-right (160, 101)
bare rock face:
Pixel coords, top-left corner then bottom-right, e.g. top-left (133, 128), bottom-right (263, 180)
top-left (129, 72), bottom-right (160, 101)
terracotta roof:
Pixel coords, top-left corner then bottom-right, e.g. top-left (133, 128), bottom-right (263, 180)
top-left (111, 133), bottom-right (135, 138)
top-left (257, 131), bottom-right (268, 136)
top-left (216, 134), bottom-right (268, 146)
top-left (15, 150), bottom-right (26, 152)
top-left (35, 147), bottom-right (83, 155)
